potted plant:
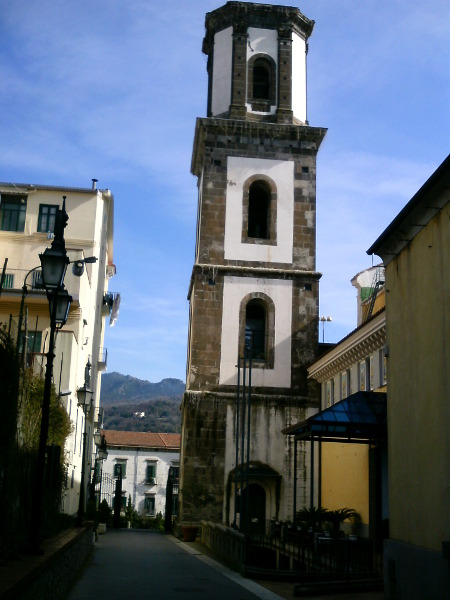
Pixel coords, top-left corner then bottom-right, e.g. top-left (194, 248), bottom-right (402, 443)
top-left (296, 506), bottom-right (329, 532)
top-left (325, 507), bottom-right (360, 537)
top-left (180, 473), bottom-right (213, 542)
top-left (97, 499), bottom-right (111, 534)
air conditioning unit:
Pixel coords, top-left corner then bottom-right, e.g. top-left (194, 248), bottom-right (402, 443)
top-left (146, 477), bottom-right (157, 485)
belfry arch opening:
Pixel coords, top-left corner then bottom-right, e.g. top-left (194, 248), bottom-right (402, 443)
top-left (246, 300), bottom-right (266, 360)
top-left (248, 181), bottom-right (270, 239)
top-left (253, 58), bottom-right (271, 100)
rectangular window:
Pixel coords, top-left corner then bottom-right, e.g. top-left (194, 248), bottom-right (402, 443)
top-left (144, 496), bottom-right (155, 515)
top-left (172, 494), bottom-right (178, 517)
top-left (31, 269), bottom-right (43, 288)
top-left (121, 494), bottom-right (127, 509)
top-left (145, 463), bottom-right (157, 483)
top-left (347, 368), bottom-right (352, 395)
top-left (170, 463), bottom-right (180, 480)
top-left (18, 331), bottom-right (42, 367)
top-left (1, 273), bottom-right (14, 289)
top-left (326, 379), bottom-right (335, 406)
top-left (37, 204), bottom-right (58, 233)
top-left (341, 371), bottom-right (347, 400)
top-left (369, 356), bottom-right (374, 390)
top-left (0, 195), bottom-right (27, 232)
top-left (114, 461), bottom-right (127, 478)
top-left (359, 362), bottom-right (366, 391)
top-left (379, 349), bottom-right (387, 386)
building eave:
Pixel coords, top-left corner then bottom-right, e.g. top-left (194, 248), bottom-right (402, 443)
top-left (307, 309), bottom-right (386, 382)
top-left (367, 154), bottom-right (450, 264)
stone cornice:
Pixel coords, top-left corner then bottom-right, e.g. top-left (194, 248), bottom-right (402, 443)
top-left (308, 311), bottom-right (386, 382)
top-left (203, 2), bottom-right (315, 55)
top-left (191, 117), bottom-right (327, 177)
top-left (182, 389), bottom-right (318, 409)
top-left (188, 263), bottom-right (321, 300)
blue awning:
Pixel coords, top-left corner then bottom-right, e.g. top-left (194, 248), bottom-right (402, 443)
top-left (283, 391), bottom-right (387, 443)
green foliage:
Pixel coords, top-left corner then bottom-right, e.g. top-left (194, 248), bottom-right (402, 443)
top-left (19, 369), bottom-right (73, 451)
top-left (133, 512), bottom-right (165, 530)
top-left (98, 499), bottom-right (112, 525)
top-left (125, 495), bottom-right (139, 524)
top-left (100, 372), bottom-right (184, 405)
top-left (326, 508), bottom-right (360, 533)
top-left (0, 329), bottom-right (20, 557)
top-left (296, 506), bottom-right (329, 529)
top-left (102, 398), bottom-right (181, 432)
top-left (296, 506), bottom-right (361, 533)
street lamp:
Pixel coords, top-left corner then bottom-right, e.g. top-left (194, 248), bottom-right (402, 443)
top-left (92, 432), bottom-right (108, 512)
top-left (319, 316), bottom-right (332, 343)
top-left (76, 361), bottom-right (93, 526)
top-left (29, 198), bottom-right (72, 553)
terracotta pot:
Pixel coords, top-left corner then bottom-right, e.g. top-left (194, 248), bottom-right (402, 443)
top-left (182, 526), bottom-right (198, 542)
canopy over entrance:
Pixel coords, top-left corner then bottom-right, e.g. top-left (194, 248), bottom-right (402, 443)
top-left (283, 391), bottom-right (387, 444)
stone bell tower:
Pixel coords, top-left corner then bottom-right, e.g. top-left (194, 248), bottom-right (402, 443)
top-left (180, 1), bottom-right (326, 529)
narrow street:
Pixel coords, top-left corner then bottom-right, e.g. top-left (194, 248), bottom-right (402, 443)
top-left (67, 529), bottom-right (281, 600)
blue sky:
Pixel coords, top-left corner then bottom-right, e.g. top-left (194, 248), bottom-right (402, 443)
top-left (1, 0), bottom-right (448, 382)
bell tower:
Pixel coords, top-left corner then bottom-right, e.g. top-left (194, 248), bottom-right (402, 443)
top-left (181, 2), bottom-right (326, 529)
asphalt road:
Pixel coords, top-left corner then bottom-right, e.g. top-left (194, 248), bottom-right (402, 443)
top-left (67, 529), bottom-right (282, 600)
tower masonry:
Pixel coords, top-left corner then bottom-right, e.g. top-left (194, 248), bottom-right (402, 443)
top-left (181, 1), bottom-right (326, 530)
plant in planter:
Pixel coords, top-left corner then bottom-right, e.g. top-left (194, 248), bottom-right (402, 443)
top-left (325, 508), bottom-right (360, 537)
top-left (97, 499), bottom-right (112, 534)
top-left (296, 506), bottom-right (329, 532)
top-left (180, 474), bottom-right (213, 542)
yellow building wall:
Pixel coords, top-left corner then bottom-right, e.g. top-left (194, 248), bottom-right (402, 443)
top-left (386, 206), bottom-right (449, 552)
top-left (321, 442), bottom-right (369, 526)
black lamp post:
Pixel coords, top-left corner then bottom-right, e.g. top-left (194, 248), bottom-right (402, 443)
top-left (29, 198), bottom-right (72, 553)
top-left (76, 362), bottom-right (93, 526)
top-left (93, 432), bottom-right (107, 512)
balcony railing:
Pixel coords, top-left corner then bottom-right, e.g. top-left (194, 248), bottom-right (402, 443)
top-left (98, 347), bottom-right (108, 372)
top-left (102, 291), bottom-right (119, 315)
top-left (94, 407), bottom-right (104, 428)
top-left (0, 268), bottom-right (44, 291)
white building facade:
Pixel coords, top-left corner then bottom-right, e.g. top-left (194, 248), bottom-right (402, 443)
top-left (102, 430), bottom-right (180, 517)
top-left (0, 180), bottom-right (116, 516)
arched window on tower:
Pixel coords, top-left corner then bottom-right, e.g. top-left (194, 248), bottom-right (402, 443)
top-left (245, 300), bottom-right (266, 360)
top-left (253, 58), bottom-right (271, 101)
top-left (248, 181), bottom-right (270, 239)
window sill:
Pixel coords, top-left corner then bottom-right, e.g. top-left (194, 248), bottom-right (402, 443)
top-left (242, 236), bottom-right (277, 246)
top-left (250, 100), bottom-right (272, 112)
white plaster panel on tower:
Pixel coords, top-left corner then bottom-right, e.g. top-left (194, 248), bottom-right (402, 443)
top-left (292, 32), bottom-right (307, 123)
top-left (212, 27), bottom-right (233, 116)
top-left (224, 157), bottom-right (294, 263)
top-left (246, 27), bottom-right (278, 115)
top-left (219, 276), bottom-right (292, 387)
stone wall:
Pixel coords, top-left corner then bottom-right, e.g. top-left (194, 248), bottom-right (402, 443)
top-left (1, 525), bottom-right (93, 600)
top-left (201, 520), bottom-right (246, 572)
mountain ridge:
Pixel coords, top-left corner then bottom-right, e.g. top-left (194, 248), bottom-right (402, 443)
top-left (99, 372), bottom-right (184, 432)
top-left (100, 371), bottom-right (185, 406)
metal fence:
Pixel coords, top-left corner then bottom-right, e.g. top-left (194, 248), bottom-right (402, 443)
top-left (246, 529), bottom-right (383, 581)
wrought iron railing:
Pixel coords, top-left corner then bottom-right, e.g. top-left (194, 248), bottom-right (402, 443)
top-left (246, 528), bottom-right (383, 581)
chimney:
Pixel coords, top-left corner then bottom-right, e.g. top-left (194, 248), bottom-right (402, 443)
top-left (92, 178), bottom-right (98, 190)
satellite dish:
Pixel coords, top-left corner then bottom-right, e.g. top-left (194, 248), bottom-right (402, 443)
top-left (72, 260), bottom-right (85, 277)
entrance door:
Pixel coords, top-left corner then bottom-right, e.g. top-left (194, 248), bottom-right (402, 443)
top-left (248, 483), bottom-right (266, 534)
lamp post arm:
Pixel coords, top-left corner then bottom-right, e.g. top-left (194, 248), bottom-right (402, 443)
top-left (16, 266), bottom-right (44, 356)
